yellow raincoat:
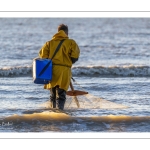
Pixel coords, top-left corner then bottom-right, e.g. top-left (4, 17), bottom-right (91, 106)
top-left (39, 30), bottom-right (80, 91)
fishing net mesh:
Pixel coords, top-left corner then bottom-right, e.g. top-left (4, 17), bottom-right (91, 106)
top-left (41, 93), bottom-right (128, 110)
top-left (65, 94), bottom-right (128, 109)
top-left (64, 79), bottom-right (128, 109)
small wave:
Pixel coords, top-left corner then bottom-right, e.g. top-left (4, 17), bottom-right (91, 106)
top-left (1, 65), bottom-right (150, 77)
top-left (1, 112), bottom-right (150, 124)
top-left (72, 65), bottom-right (150, 77)
top-left (1, 112), bottom-right (150, 132)
top-left (0, 66), bottom-right (32, 77)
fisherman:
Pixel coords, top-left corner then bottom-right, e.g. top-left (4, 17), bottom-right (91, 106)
top-left (39, 24), bottom-right (80, 110)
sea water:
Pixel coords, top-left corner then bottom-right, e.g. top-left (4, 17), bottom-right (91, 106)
top-left (0, 18), bottom-right (150, 132)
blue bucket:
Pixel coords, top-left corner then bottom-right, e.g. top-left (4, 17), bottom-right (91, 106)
top-left (33, 58), bottom-right (52, 84)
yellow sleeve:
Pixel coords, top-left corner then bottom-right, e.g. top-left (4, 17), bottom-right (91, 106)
top-left (70, 40), bottom-right (80, 59)
top-left (39, 42), bottom-right (50, 58)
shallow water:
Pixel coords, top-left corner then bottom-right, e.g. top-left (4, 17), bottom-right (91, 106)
top-left (0, 18), bottom-right (150, 132)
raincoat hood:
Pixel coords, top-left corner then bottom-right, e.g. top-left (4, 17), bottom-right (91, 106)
top-left (52, 30), bottom-right (69, 40)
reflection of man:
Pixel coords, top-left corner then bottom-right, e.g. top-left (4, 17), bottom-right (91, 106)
top-left (39, 24), bottom-right (80, 110)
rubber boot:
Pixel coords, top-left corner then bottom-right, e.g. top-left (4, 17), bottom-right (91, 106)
top-left (56, 88), bottom-right (66, 110)
top-left (50, 87), bottom-right (56, 108)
